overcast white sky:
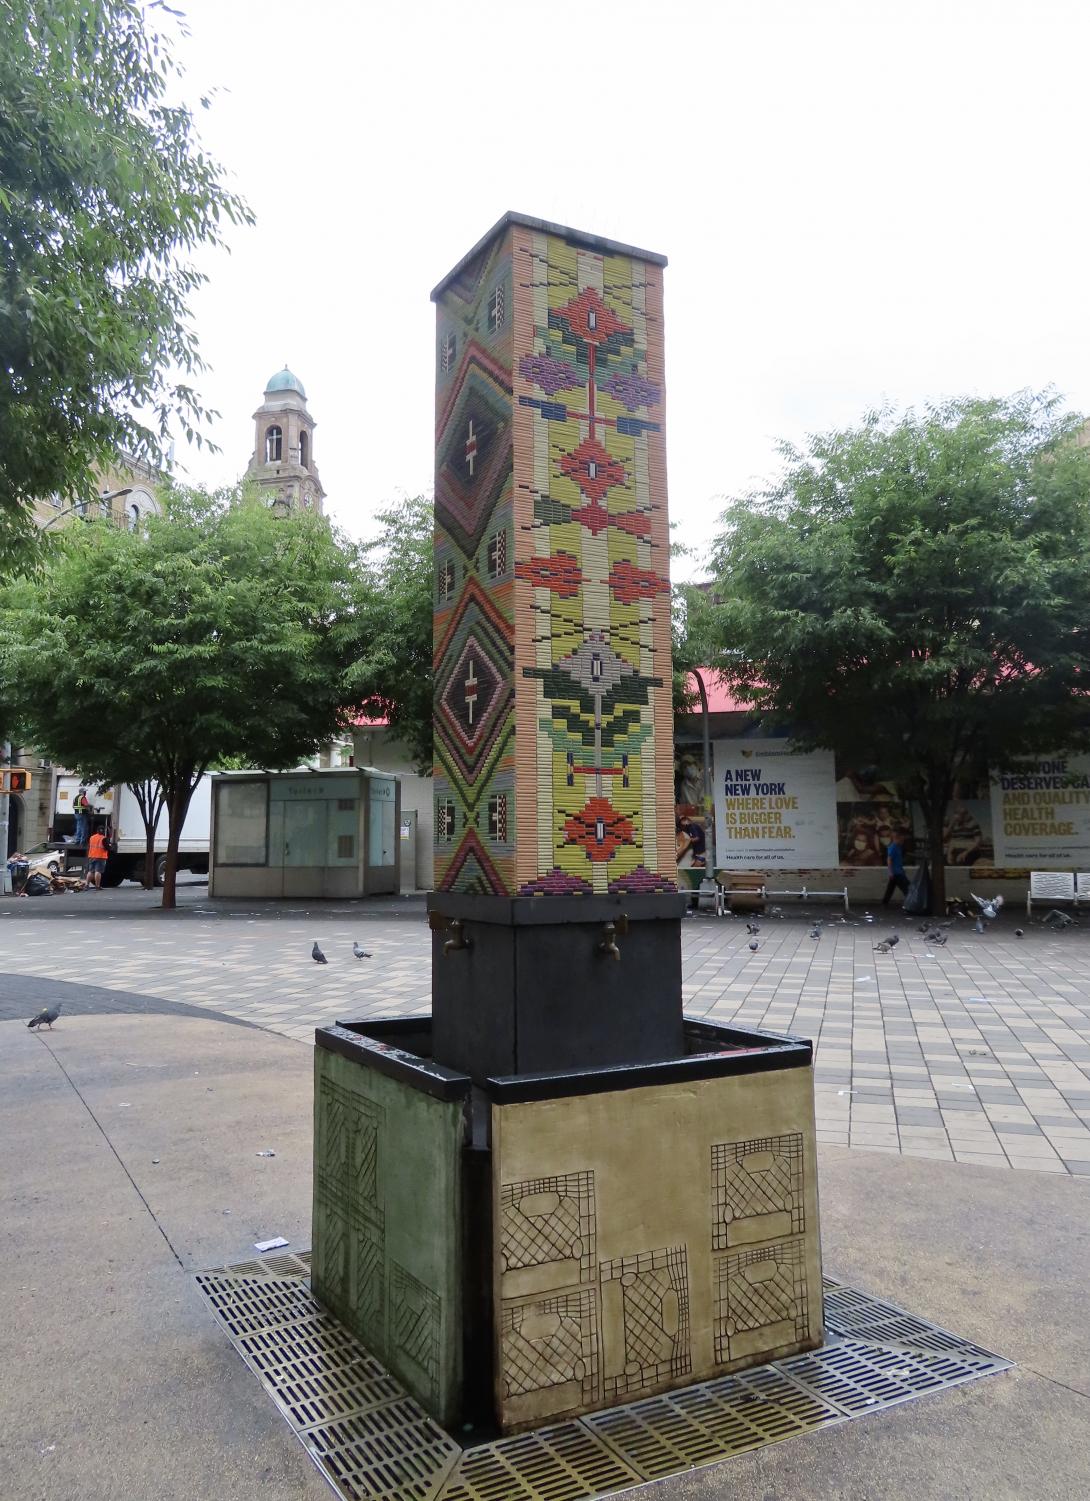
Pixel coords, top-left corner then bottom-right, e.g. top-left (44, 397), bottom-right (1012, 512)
top-left (168, 0), bottom-right (1090, 573)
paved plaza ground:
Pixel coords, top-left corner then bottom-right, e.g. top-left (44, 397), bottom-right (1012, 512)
top-left (3, 1002), bottom-right (1088, 1500)
top-left (3, 886), bottom-right (1089, 1499)
top-left (3, 884), bottom-right (1089, 1176)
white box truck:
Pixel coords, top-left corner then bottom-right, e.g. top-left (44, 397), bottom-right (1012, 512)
top-left (52, 773), bottom-right (211, 885)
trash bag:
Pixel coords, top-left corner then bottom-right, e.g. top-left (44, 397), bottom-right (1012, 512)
top-left (24, 872), bottom-right (51, 896)
top-left (902, 858), bottom-right (932, 916)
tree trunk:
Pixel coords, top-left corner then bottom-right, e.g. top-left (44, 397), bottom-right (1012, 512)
top-left (130, 781), bottom-right (164, 889)
top-left (161, 783), bottom-right (184, 910)
top-left (158, 764), bottom-right (204, 910)
top-left (144, 823), bottom-right (156, 889)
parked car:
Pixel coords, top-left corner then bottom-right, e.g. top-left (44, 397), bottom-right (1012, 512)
top-left (22, 841), bottom-right (67, 879)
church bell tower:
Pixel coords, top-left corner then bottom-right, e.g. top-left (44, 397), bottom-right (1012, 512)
top-left (246, 366), bottom-right (325, 513)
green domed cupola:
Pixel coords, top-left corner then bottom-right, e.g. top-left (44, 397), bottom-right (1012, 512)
top-left (265, 366), bottom-right (306, 399)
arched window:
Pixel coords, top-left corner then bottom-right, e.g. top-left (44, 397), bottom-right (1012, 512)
top-left (127, 489), bottom-right (156, 530)
top-left (299, 430), bottom-right (309, 469)
top-left (265, 425), bottom-right (282, 462)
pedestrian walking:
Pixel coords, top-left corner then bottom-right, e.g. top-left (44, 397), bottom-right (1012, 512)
top-left (85, 827), bottom-right (109, 889)
top-left (881, 829), bottom-right (910, 907)
top-left (73, 785), bottom-right (92, 846)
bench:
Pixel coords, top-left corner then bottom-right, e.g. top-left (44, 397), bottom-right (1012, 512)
top-left (713, 875), bottom-right (850, 915)
top-left (1025, 871), bottom-right (1090, 915)
top-left (714, 872), bottom-right (766, 917)
top-left (766, 884), bottom-right (850, 914)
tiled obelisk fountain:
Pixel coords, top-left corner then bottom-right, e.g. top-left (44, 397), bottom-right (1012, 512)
top-left (312, 214), bottom-right (823, 1434)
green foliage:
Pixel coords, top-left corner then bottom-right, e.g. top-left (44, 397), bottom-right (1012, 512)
top-left (0, 0), bottom-right (251, 557)
top-left (349, 495), bottom-right (434, 773)
top-left (1, 486), bottom-right (367, 903)
top-left (705, 392), bottom-right (1090, 907)
top-left (671, 581), bottom-right (715, 717)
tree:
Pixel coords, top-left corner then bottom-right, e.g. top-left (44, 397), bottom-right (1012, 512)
top-left (704, 392), bottom-right (1090, 913)
top-left (126, 777), bottom-right (167, 891)
top-left (350, 494), bottom-right (434, 772)
top-left (1, 486), bottom-right (367, 907)
top-left (0, 0), bottom-right (250, 562)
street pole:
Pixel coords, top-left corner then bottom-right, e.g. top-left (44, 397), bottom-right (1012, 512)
top-left (692, 669), bottom-right (717, 910)
top-left (39, 487), bottom-right (133, 533)
top-left (0, 740), bottom-right (10, 894)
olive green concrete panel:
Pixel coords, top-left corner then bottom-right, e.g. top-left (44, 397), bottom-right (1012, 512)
top-left (311, 1045), bottom-right (465, 1424)
top-left (491, 1064), bottom-right (823, 1431)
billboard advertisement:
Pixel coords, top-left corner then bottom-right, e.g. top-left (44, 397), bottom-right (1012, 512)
top-left (713, 739), bottom-right (838, 868)
top-left (992, 755), bottom-right (1090, 868)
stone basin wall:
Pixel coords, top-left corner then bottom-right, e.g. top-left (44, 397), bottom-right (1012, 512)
top-left (312, 1020), bottom-right (822, 1433)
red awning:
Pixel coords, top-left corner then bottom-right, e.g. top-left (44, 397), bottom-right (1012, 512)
top-left (686, 672), bottom-right (751, 715)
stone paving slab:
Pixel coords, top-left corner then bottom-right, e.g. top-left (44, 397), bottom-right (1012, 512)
top-left (2, 900), bottom-right (1089, 1175)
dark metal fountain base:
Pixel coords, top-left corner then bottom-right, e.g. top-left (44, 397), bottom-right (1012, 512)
top-left (427, 892), bottom-right (689, 1080)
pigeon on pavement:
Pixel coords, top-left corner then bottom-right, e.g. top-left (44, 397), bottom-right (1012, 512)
top-left (746, 922), bottom-right (760, 935)
top-left (352, 941), bottom-right (372, 960)
top-left (1043, 909), bottom-right (1075, 930)
top-left (311, 941), bottom-right (328, 964)
top-left (27, 1003), bottom-right (62, 1030)
top-left (972, 893), bottom-right (1004, 922)
top-left (748, 940), bottom-right (760, 952)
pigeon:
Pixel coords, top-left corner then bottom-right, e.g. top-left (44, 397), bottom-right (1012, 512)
top-left (923, 930), bottom-right (948, 946)
top-left (885, 933), bottom-right (900, 948)
top-left (746, 922), bottom-right (760, 935)
top-left (1014, 928), bottom-right (1024, 938)
top-left (748, 940), bottom-right (760, 952)
top-left (311, 941), bottom-right (328, 964)
top-left (352, 941), bottom-right (372, 960)
top-left (874, 940), bottom-right (892, 953)
top-left (1043, 909), bottom-right (1075, 930)
top-left (28, 1003), bottom-right (62, 1030)
top-left (971, 893), bottom-right (1003, 922)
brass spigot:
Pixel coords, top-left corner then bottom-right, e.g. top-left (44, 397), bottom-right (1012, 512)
top-left (444, 919), bottom-right (471, 954)
top-left (429, 910), bottom-right (472, 954)
top-left (597, 913), bottom-right (628, 960)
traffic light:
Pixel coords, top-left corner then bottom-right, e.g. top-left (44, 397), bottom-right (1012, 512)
top-left (1, 769), bottom-right (31, 793)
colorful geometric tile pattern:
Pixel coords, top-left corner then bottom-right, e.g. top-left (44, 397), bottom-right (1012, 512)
top-left (433, 235), bottom-right (515, 893)
top-left (433, 223), bottom-right (675, 894)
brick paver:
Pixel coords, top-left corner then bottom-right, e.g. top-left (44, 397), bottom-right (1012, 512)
top-left (3, 901), bottom-right (1088, 1176)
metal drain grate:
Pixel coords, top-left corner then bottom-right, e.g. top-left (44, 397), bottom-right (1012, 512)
top-left (822, 1281), bottom-right (999, 1359)
top-left (781, 1337), bottom-right (1005, 1416)
top-left (301, 1399), bottom-right (460, 1501)
top-left (584, 1364), bottom-right (842, 1478)
top-left (195, 1259), bottom-right (1011, 1501)
top-left (443, 1422), bottom-right (640, 1501)
top-left (196, 1257), bottom-right (460, 1500)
